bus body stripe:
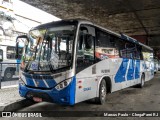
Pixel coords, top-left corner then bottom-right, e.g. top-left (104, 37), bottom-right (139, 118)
top-left (43, 80), bottom-right (49, 88)
top-left (115, 59), bottom-right (141, 83)
top-left (32, 79), bottom-right (37, 87)
top-left (125, 59), bottom-right (131, 81)
top-left (127, 59), bottom-right (134, 80)
top-left (133, 60), bottom-right (136, 80)
top-left (135, 60), bottom-right (140, 79)
top-left (115, 59), bottom-right (128, 83)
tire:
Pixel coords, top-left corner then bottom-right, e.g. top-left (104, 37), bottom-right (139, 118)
top-left (4, 69), bottom-right (13, 81)
top-left (140, 74), bottom-right (145, 88)
top-left (95, 79), bottom-right (107, 104)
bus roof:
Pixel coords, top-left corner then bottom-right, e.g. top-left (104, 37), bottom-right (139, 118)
top-left (120, 33), bottom-right (153, 51)
top-left (31, 19), bottom-right (78, 30)
top-left (31, 19), bottom-right (153, 51)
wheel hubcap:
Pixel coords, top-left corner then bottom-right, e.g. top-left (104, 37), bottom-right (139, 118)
top-left (141, 77), bottom-right (144, 86)
top-left (101, 84), bottom-right (106, 100)
top-left (6, 72), bottom-right (12, 78)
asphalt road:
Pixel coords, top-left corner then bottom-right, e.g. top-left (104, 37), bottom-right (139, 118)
top-left (1, 72), bottom-right (160, 120)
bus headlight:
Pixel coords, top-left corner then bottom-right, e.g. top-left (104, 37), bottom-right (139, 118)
top-left (55, 78), bottom-right (72, 90)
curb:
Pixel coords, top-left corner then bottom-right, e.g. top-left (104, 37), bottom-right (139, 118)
top-left (0, 99), bottom-right (35, 116)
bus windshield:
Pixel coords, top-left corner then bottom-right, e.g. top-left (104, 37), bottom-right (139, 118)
top-left (22, 25), bottom-right (76, 72)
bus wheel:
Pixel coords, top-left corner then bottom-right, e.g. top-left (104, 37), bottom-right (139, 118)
top-left (140, 74), bottom-right (145, 88)
top-left (96, 79), bottom-right (107, 104)
top-left (4, 69), bottom-right (13, 81)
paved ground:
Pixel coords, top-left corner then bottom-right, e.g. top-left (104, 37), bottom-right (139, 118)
top-left (0, 87), bottom-right (22, 106)
top-left (0, 72), bottom-right (160, 120)
top-left (0, 77), bottom-right (19, 106)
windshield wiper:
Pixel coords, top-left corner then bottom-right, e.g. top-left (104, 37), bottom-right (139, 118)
top-left (48, 61), bottom-right (54, 72)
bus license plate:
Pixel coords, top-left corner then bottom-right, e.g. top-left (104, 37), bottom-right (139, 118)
top-left (33, 97), bottom-right (42, 102)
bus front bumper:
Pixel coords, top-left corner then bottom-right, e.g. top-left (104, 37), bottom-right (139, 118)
top-left (19, 79), bottom-right (76, 105)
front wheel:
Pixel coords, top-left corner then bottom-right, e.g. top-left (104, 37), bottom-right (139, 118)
top-left (95, 79), bottom-right (107, 104)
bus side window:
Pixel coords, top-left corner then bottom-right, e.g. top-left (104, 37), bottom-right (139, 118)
top-left (76, 25), bottom-right (95, 73)
top-left (7, 46), bottom-right (23, 60)
top-left (7, 46), bottom-right (16, 59)
top-left (119, 40), bottom-right (137, 59)
top-left (142, 46), bottom-right (153, 61)
top-left (135, 45), bottom-right (142, 60)
top-left (125, 42), bottom-right (136, 59)
top-left (95, 28), bottom-right (120, 61)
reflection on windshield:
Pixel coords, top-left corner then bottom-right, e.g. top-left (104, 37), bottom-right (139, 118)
top-left (22, 25), bottom-right (75, 72)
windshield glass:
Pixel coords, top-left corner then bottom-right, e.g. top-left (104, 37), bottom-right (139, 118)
top-left (22, 25), bottom-right (75, 72)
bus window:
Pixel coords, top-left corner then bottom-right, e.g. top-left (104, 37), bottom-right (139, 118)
top-left (7, 46), bottom-right (16, 59)
top-left (118, 39), bottom-right (140, 59)
top-left (76, 25), bottom-right (95, 73)
top-left (95, 29), bottom-right (119, 60)
top-left (142, 46), bottom-right (154, 71)
top-left (7, 46), bottom-right (23, 59)
top-left (135, 45), bottom-right (143, 60)
top-left (125, 42), bottom-right (136, 59)
top-left (142, 47), bottom-right (153, 61)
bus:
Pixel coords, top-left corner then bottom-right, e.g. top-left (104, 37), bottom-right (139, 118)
top-left (16, 19), bottom-right (154, 105)
top-left (0, 39), bottom-right (24, 80)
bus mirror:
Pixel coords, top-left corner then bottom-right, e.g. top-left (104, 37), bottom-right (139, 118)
top-left (0, 49), bottom-right (3, 62)
top-left (16, 41), bottom-right (19, 59)
top-left (16, 35), bottom-right (29, 59)
top-left (0, 57), bottom-right (2, 62)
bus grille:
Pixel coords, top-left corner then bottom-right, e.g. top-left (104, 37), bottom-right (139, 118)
top-left (23, 73), bottom-right (54, 80)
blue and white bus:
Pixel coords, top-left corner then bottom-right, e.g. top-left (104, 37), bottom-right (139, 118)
top-left (0, 38), bottom-right (24, 80)
top-left (16, 19), bottom-right (154, 105)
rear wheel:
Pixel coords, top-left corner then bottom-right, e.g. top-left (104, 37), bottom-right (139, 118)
top-left (140, 74), bottom-right (145, 88)
top-left (95, 79), bottom-right (107, 104)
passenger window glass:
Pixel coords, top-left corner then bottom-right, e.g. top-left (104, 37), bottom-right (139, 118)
top-left (135, 45), bottom-right (142, 60)
top-left (76, 25), bottom-right (95, 73)
top-left (7, 46), bottom-right (23, 59)
top-left (142, 47), bottom-right (153, 61)
top-left (95, 29), bottom-right (119, 61)
top-left (118, 40), bottom-right (140, 59)
top-left (124, 42), bottom-right (135, 59)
